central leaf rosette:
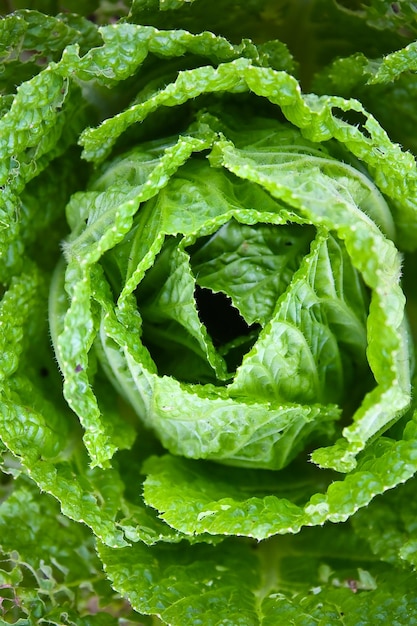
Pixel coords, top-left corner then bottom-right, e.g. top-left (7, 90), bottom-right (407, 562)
top-left (52, 115), bottom-right (409, 469)
top-left (52, 112), bottom-right (410, 473)
top-left (104, 168), bottom-right (371, 470)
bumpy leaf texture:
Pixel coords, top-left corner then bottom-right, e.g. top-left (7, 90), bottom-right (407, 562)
top-left (2, 1), bottom-right (417, 624)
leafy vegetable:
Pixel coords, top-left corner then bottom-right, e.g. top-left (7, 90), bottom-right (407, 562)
top-left (2, 1), bottom-right (417, 624)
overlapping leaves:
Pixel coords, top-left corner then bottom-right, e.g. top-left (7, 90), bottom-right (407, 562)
top-left (2, 3), bottom-right (417, 625)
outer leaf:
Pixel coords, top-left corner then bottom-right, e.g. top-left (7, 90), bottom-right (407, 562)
top-left (54, 21), bottom-right (293, 128)
top-left (0, 477), bottom-right (138, 624)
top-left (1, 268), bottom-right (179, 549)
top-left (0, 80), bottom-right (87, 280)
top-left (351, 0), bottom-right (417, 37)
top-left (98, 522), bottom-right (417, 626)
top-left (98, 538), bottom-right (263, 626)
top-left (352, 398), bottom-right (417, 569)
top-left (54, 130), bottom-right (214, 467)
top-left (79, 59), bottom-right (417, 248)
top-left (127, 0), bottom-right (408, 71)
top-left (0, 265), bottom-right (43, 383)
top-left (0, 10), bottom-right (100, 95)
top-left (313, 51), bottom-right (417, 156)
top-left (371, 40), bottom-right (417, 83)
top-left (0, 385), bottom-right (182, 549)
top-left (141, 412), bottom-right (417, 539)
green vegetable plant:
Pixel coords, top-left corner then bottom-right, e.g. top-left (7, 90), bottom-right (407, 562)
top-left (2, 1), bottom-right (417, 623)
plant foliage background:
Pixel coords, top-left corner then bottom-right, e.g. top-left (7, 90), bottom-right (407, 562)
top-left (2, 0), bottom-right (417, 624)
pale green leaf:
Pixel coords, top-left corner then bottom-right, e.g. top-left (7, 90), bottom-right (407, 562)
top-left (371, 40), bottom-right (417, 84)
top-left (142, 412), bottom-right (417, 538)
top-left (54, 130), bottom-right (215, 467)
top-left (79, 59), bottom-right (417, 247)
top-left (212, 133), bottom-right (411, 470)
top-left (230, 232), bottom-right (370, 407)
top-left (97, 293), bottom-right (339, 469)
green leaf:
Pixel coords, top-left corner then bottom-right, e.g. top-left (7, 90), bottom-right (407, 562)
top-left (351, 430), bottom-right (417, 569)
top-left (0, 265), bottom-right (43, 383)
top-left (98, 522), bottom-right (417, 626)
top-left (0, 393), bottom-right (182, 549)
top-left (54, 129), bottom-right (215, 467)
top-left (190, 219), bottom-right (315, 326)
top-left (98, 538), bottom-right (264, 626)
top-left (230, 232), bottom-right (370, 407)
top-left (141, 412), bottom-right (417, 539)
top-left (137, 238), bottom-right (230, 382)
top-left (96, 284), bottom-right (340, 469)
top-left (211, 131), bottom-right (411, 470)
top-left (0, 79), bottom-right (87, 280)
top-left (371, 41), bottom-right (417, 84)
top-left (3, 5), bottom-right (417, 625)
top-left (0, 476), bottom-right (136, 624)
top-left (350, 0), bottom-right (417, 38)
top-left (79, 57), bottom-right (417, 248)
